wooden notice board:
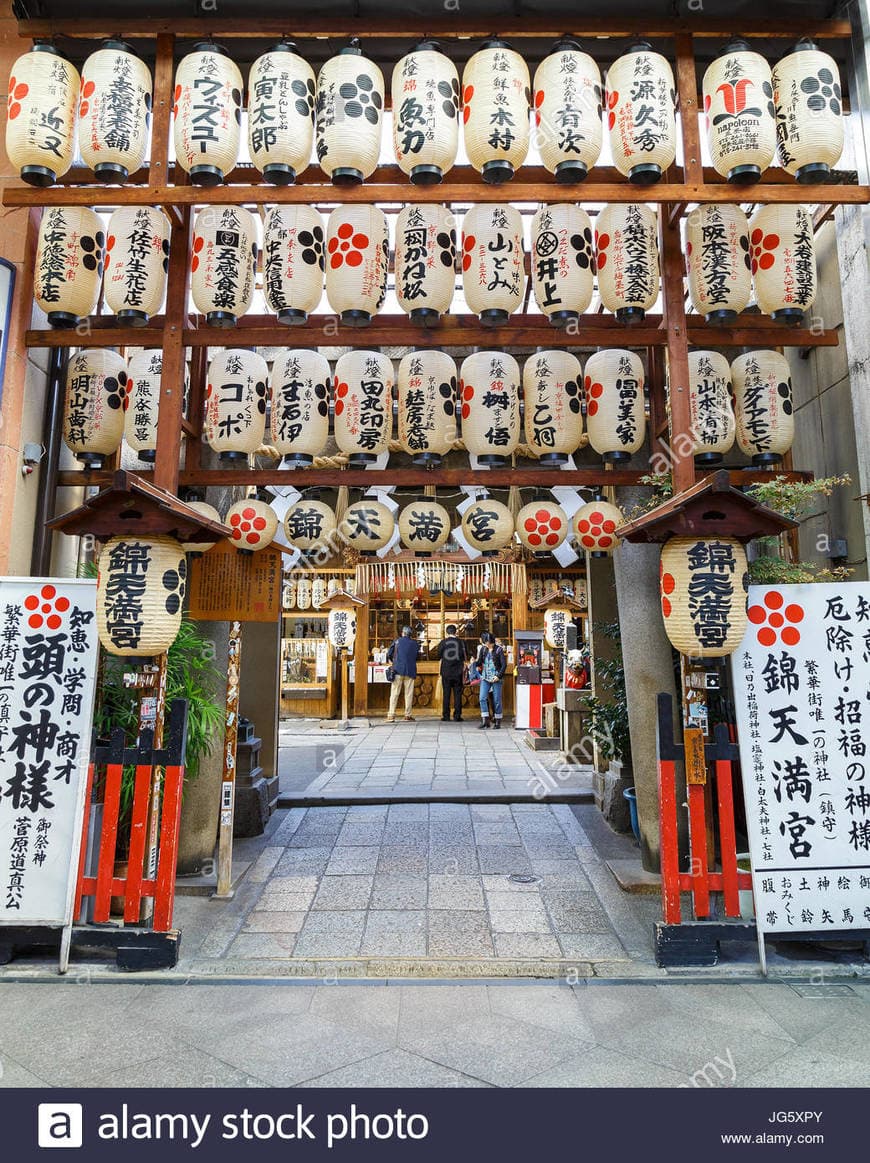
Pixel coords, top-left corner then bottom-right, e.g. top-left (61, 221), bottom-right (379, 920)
top-left (187, 541), bottom-right (282, 622)
top-left (683, 727), bottom-right (707, 786)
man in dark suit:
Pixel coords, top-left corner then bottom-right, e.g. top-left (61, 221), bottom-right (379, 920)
top-left (436, 624), bottom-right (467, 722)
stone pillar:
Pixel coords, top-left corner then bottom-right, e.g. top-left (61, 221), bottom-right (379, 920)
top-left (237, 617), bottom-right (281, 833)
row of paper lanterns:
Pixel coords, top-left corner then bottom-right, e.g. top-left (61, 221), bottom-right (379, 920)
top-left (33, 200), bottom-right (818, 331)
top-left (9, 36), bottom-right (842, 188)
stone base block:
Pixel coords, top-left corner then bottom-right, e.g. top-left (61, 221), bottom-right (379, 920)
top-left (593, 763), bottom-right (633, 833)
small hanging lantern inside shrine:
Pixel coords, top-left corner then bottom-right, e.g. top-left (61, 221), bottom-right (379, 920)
top-left (595, 203), bottom-right (660, 323)
top-left (338, 499), bottom-right (396, 555)
top-left (333, 350), bottom-right (393, 464)
top-left (687, 350), bottom-right (736, 465)
top-left (398, 499), bottom-right (451, 557)
top-left (283, 498), bottom-right (337, 553)
top-left (397, 350), bottom-right (457, 467)
top-left (316, 38), bottom-right (384, 185)
top-left (462, 37), bottom-right (530, 184)
top-left (35, 206), bottom-right (105, 328)
top-left (124, 348), bottom-right (162, 463)
top-left (544, 607), bottom-right (572, 649)
top-left (731, 350), bottom-right (795, 466)
top-left (395, 204), bottom-right (456, 326)
top-left (63, 348), bottom-right (128, 469)
top-left (392, 39), bottom-right (460, 184)
top-left (6, 44), bottom-right (79, 186)
top-left (173, 41), bottom-right (243, 186)
top-left (190, 205), bottom-right (259, 327)
top-left (262, 204), bottom-right (325, 325)
top-left (523, 350), bottom-right (584, 466)
top-left (461, 498), bottom-right (515, 556)
top-left (96, 534), bottom-right (187, 656)
top-left (270, 348), bottom-right (330, 466)
top-left (182, 500), bottom-right (223, 555)
top-left (104, 206), bottom-right (170, 326)
top-left (461, 203), bottom-right (525, 326)
top-left (584, 348), bottom-right (647, 463)
top-left (606, 42), bottom-right (676, 184)
top-left (78, 39), bottom-right (152, 182)
top-left (328, 606), bottom-right (357, 652)
top-left (516, 500), bottom-right (569, 554)
top-left (226, 497), bottom-right (279, 552)
top-left (533, 37), bottom-right (602, 183)
top-left (459, 351), bottom-right (521, 466)
top-left (702, 39), bottom-right (776, 184)
top-left (325, 205), bottom-right (389, 326)
top-left (573, 500), bottom-right (624, 556)
top-left (659, 537), bottom-right (749, 658)
top-left (248, 41), bottom-right (316, 185)
top-left (748, 203), bottom-right (816, 324)
top-left (204, 348), bottom-right (268, 461)
top-left (531, 204), bottom-right (595, 327)
top-left (685, 203), bottom-right (752, 325)
top-left (773, 38), bottom-right (844, 183)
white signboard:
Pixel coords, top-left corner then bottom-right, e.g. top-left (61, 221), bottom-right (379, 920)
top-left (0, 579), bottom-right (98, 961)
top-left (732, 584), bottom-right (870, 950)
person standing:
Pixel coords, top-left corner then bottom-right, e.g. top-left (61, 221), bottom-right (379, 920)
top-left (476, 631), bottom-right (507, 729)
top-left (436, 624), bottom-right (467, 722)
top-left (386, 625), bottom-right (420, 722)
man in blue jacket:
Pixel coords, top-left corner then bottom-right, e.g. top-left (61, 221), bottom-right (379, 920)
top-left (386, 625), bottom-right (421, 722)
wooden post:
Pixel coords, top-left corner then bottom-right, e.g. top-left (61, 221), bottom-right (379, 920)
top-left (141, 652), bottom-right (168, 923)
top-left (353, 596), bottom-right (369, 717)
top-left (659, 211), bottom-right (697, 497)
top-left (213, 620), bottom-right (242, 899)
top-left (340, 648), bottom-right (349, 723)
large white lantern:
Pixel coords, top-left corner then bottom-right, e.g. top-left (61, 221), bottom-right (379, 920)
top-left (190, 205), bottom-right (258, 327)
top-left (702, 39), bottom-right (776, 184)
top-left (773, 38), bottom-right (844, 183)
top-left (687, 350), bottom-right (736, 464)
top-left (63, 348), bottom-right (128, 469)
top-left (78, 39), bottom-right (152, 182)
top-left (204, 348), bottom-right (268, 461)
top-left (6, 44), bottom-right (79, 186)
top-left (315, 39), bottom-right (384, 185)
top-left (531, 203), bottom-right (595, 326)
top-left (461, 498), bottom-right (515, 555)
top-left (125, 348), bottom-right (162, 463)
top-left (461, 203), bottom-right (525, 326)
top-left (392, 39), bottom-right (460, 184)
top-left (104, 206), bottom-right (170, 326)
top-left (226, 498), bottom-right (278, 552)
top-left (748, 204), bottom-right (816, 324)
top-left (660, 537), bottom-right (749, 658)
top-left (394, 204), bottom-right (456, 326)
top-left (35, 207), bottom-right (105, 328)
top-left (248, 41), bottom-right (315, 184)
top-left (270, 349), bottom-right (331, 466)
top-left (595, 203), bottom-right (659, 323)
top-left (462, 38), bottom-right (530, 183)
top-left (584, 349), bottom-right (646, 463)
top-left (459, 351), bottom-right (520, 466)
top-left (522, 350), bottom-right (583, 466)
top-left (333, 350), bottom-right (393, 465)
top-left (731, 350), bottom-right (795, 466)
top-left (533, 36), bottom-right (602, 183)
top-left (338, 500), bottom-right (396, 554)
top-left (397, 351), bottom-right (457, 466)
top-left (283, 499), bottom-right (337, 553)
top-left (173, 42), bottom-right (243, 186)
top-left (517, 501), bottom-right (569, 554)
top-left (96, 535), bottom-right (187, 656)
top-left (606, 42), bottom-right (676, 184)
top-left (262, 205), bottom-right (324, 325)
top-left (685, 203), bottom-right (752, 325)
top-left (398, 500), bottom-right (451, 557)
top-left (325, 205), bottom-right (389, 326)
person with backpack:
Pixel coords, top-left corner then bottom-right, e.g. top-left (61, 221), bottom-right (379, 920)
top-left (475, 631), bottom-right (507, 729)
top-left (386, 625), bottom-right (421, 722)
top-left (436, 623), bottom-right (467, 722)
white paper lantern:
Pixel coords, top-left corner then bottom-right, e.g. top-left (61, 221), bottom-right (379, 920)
top-left (748, 204), bottom-right (816, 324)
top-left (262, 205), bottom-right (324, 324)
top-left (325, 205), bottom-right (389, 326)
top-left (399, 500), bottom-right (451, 556)
top-left (517, 501), bottom-right (569, 553)
top-left (328, 608), bottom-right (357, 652)
top-left (204, 348), bottom-right (268, 461)
top-left (283, 499), bottom-right (337, 553)
top-left (595, 203), bottom-right (659, 323)
top-left (96, 535), bottom-right (187, 656)
top-left (461, 203), bottom-right (525, 326)
top-left (270, 349), bottom-right (331, 465)
top-left (191, 205), bottom-right (258, 327)
top-left (773, 38), bottom-right (844, 182)
top-left (522, 350), bottom-right (583, 465)
top-left (462, 38), bottom-right (530, 183)
top-left (104, 206), bottom-right (170, 326)
top-left (226, 498), bottom-right (278, 552)
top-left (533, 37), bottom-right (602, 183)
top-left (731, 350), bottom-right (795, 465)
top-left (606, 43), bottom-right (676, 183)
top-left (660, 537), bottom-right (749, 658)
top-left (6, 44), bottom-right (79, 186)
top-left (544, 607), bottom-right (572, 649)
top-left (459, 351), bottom-right (520, 465)
top-left (397, 351), bottom-right (457, 466)
top-left (248, 41), bottom-right (315, 184)
top-left (392, 39), bottom-right (460, 183)
top-left (78, 39), bottom-right (152, 182)
top-left (124, 348), bottom-right (162, 463)
top-left (584, 349), bottom-right (646, 463)
top-left (685, 203), bottom-right (752, 325)
top-left (573, 500), bottom-right (624, 556)
top-left (63, 348), bottom-right (128, 469)
top-left (173, 42), bottom-right (243, 185)
top-left (687, 350), bottom-right (736, 464)
top-left (34, 206), bottom-right (105, 328)
top-left (394, 204), bottom-right (456, 325)
top-left (338, 500), bottom-right (396, 554)
top-left (531, 204), bottom-right (595, 326)
top-left (461, 498), bottom-right (515, 555)
top-left (333, 350), bottom-right (393, 464)
top-left (702, 39), bottom-right (776, 183)
top-left (182, 501), bottom-right (223, 555)
top-left (316, 39), bottom-right (384, 185)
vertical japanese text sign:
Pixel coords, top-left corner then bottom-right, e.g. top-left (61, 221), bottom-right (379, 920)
top-left (0, 579), bottom-right (98, 927)
top-left (731, 584), bottom-right (870, 936)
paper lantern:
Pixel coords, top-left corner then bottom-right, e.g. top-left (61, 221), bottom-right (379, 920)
top-left (333, 350), bottom-right (393, 464)
top-left (182, 501), bottom-right (223, 555)
top-left (315, 39), bottom-right (384, 185)
top-left (462, 38), bottom-right (530, 183)
top-left (262, 205), bottom-right (324, 324)
top-left (748, 204), bottom-right (816, 324)
top-left (338, 500), bottom-right (396, 554)
top-left (773, 39), bottom-right (843, 182)
top-left (173, 42), bottom-right (242, 186)
top-left (270, 349), bottom-right (331, 466)
top-left (531, 204), bottom-right (595, 326)
top-left (398, 500), bottom-right (451, 556)
top-left (63, 348), bottom-right (128, 469)
top-left (522, 350), bottom-right (583, 465)
top-left (124, 348), bottom-right (162, 463)
top-left (96, 535), bottom-right (187, 657)
top-left (573, 501), bottom-right (623, 556)
top-left (584, 349), bottom-right (646, 463)
top-left (312, 578), bottom-right (327, 609)
top-left (517, 501), bottom-right (569, 553)
top-left (461, 203), bottom-right (525, 326)
top-left (687, 351), bottom-right (736, 464)
top-left (284, 579), bottom-right (297, 608)
top-left (325, 205), bottom-right (389, 326)
top-left (248, 42), bottom-right (315, 184)
top-left (395, 204), bottom-right (456, 325)
top-left (595, 203), bottom-right (659, 323)
top-left (606, 43), bottom-right (676, 184)
top-left (660, 537), bottom-right (749, 658)
top-left (392, 40), bottom-right (460, 183)
top-left (204, 348), bottom-right (268, 461)
top-left (702, 39), bottom-right (776, 183)
top-left (283, 499), bottom-right (337, 553)
top-left (104, 206), bottom-right (170, 326)
top-left (397, 351), bottom-right (457, 466)
top-left (685, 204), bottom-right (752, 325)
top-left (296, 577), bottom-right (312, 609)
top-left (328, 608), bottom-right (357, 652)
top-left (226, 499), bottom-right (278, 552)
top-left (191, 205), bottom-right (258, 327)
top-left (459, 351), bottom-right (521, 466)
top-left (6, 44), bottom-right (79, 186)
top-left (731, 350), bottom-right (795, 465)
top-left (34, 207), bottom-right (105, 328)
top-left (533, 37), bottom-right (602, 183)
top-left (544, 607), bottom-right (571, 649)
top-left (461, 499), bottom-right (515, 555)
top-left (78, 39), bottom-right (152, 182)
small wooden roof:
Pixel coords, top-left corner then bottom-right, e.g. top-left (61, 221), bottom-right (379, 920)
top-left (529, 592), bottom-right (586, 611)
top-left (317, 589), bottom-right (366, 609)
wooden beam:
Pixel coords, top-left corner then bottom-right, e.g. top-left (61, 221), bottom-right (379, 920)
top-left (675, 33), bottom-right (704, 188)
top-left (659, 206), bottom-right (696, 495)
top-left (148, 34), bottom-right (174, 190)
top-left (152, 205), bottom-right (191, 493)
